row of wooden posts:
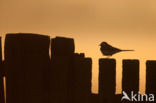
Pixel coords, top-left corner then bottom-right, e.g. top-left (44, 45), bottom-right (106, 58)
top-left (0, 33), bottom-right (155, 103)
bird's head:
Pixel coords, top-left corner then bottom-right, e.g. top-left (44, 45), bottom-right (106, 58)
top-left (99, 42), bottom-right (108, 46)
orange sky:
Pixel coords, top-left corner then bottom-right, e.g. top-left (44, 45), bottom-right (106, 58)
top-left (1, 0), bottom-right (156, 94)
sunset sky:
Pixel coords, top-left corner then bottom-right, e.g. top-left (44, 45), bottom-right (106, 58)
top-left (1, 0), bottom-right (156, 94)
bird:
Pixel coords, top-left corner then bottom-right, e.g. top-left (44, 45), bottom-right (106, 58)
top-left (99, 42), bottom-right (134, 56)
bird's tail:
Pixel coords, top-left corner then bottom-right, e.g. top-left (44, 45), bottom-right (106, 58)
top-left (122, 50), bottom-right (134, 51)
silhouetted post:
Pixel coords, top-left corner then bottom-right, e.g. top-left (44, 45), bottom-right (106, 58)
top-left (73, 54), bottom-right (92, 103)
top-left (122, 60), bottom-right (139, 94)
top-left (83, 58), bottom-right (92, 103)
top-left (146, 60), bottom-right (156, 94)
top-left (0, 37), bottom-right (4, 103)
top-left (5, 33), bottom-right (50, 103)
top-left (50, 37), bottom-right (75, 103)
top-left (99, 59), bottom-right (116, 103)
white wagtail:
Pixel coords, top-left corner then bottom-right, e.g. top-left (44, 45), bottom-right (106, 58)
top-left (99, 42), bottom-right (134, 56)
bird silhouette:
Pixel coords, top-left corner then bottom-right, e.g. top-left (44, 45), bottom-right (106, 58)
top-left (99, 42), bottom-right (134, 56)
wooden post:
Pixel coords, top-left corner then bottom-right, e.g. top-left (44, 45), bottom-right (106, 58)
top-left (5, 33), bottom-right (50, 103)
top-left (50, 37), bottom-right (75, 103)
top-left (99, 59), bottom-right (116, 103)
top-left (73, 54), bottom-right (92, 103)
top-left (146, 60), bottom-right (156, 94)
top-left (122, 60), bottom-right (139, 94)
